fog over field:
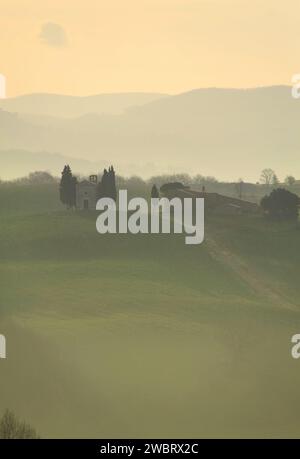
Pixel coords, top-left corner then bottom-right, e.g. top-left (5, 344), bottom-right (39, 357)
top-left (1, 0), bottom-right (300, 443)
top-left (1, 184), bottom-right (300, 437)
top-left (0, 86), bottom-right (299, 181)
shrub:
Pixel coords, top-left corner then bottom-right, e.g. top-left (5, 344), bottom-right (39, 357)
top-left (261, 188), bottom-right (299, 220)
top-left (0, 409), bottom-right (39, 439)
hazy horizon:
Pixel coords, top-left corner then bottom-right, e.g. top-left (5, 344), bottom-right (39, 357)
top-left (1, 0), bottom-right (299, 182)
top-left (0, 84), bottom-right (293, 99)
top-left (0, 85), bottom-right (298, 182)
top-left (2, 0), bottom-right (300, 441)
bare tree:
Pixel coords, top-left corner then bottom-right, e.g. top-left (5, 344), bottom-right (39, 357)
top-left (260, 168), bottom-right (276, 186)
top-left (0, 409), bottom-right (39, 439)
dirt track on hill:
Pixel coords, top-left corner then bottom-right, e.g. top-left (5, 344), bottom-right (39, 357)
top-left (166, 187), bottom-right (298, 312)
top-left (205, 234), bottom-right (298, 312)
top-left (178, 188), bottom-right (297, 311)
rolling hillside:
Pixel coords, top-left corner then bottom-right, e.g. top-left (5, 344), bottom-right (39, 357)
top-left (0, 92), bottom-right (168, 117)
top-left (1, 183), bottom-right (300, 437)
top-left (0, 86), bottom-right (299, 181)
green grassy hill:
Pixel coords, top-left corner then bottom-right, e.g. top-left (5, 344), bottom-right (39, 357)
top-left (1, 184), bottom-right (300, 438)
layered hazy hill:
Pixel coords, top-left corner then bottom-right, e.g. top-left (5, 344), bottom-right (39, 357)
top-left (0, 86), bottom-right (298, 180)
top-left (0, 149), bottom-right (108, 181)
top-left (0, 92), bottom-right (168, 117)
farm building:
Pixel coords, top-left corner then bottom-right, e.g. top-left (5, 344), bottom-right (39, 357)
top-left (76, 175), bottom-right (98, 210)
top-left (162, 187), bottom-right (259, 215)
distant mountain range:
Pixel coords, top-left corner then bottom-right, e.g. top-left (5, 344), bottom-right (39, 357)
top-left (0, 150), bottom-right (107, 181)
top-left (0, 86), bottom-right (298, 181)
top-left (0, 92), bottom-right (168, 117)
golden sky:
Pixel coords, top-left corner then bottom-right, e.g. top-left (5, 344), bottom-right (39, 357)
top-left (0, 0), bottom-right (299, 96)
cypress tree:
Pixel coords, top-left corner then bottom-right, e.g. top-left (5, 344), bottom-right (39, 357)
top-left (60, 165), bottom-right (77, 208)
top-left (97, 166), bottom-right (117, 201)
top-left (109, 165), bottom-right (117, 201)
top-left (151, 184), bottom-right (159, 199)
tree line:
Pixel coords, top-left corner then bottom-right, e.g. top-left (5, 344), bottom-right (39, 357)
top-left (59, 164), bottom-right (300, 220)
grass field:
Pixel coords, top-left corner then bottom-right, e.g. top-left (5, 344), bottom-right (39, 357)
top-left (1, 183), bottom-right (300, 438)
